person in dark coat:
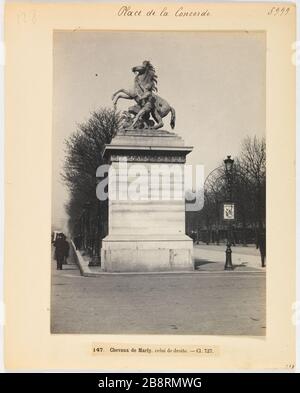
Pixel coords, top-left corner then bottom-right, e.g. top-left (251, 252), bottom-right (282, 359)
top-left (54, 234), bottom-right (69, 270)
top-left (258, 231), bottom-right (266, 267)
top-left (74, 234), bottom-right (82, 250)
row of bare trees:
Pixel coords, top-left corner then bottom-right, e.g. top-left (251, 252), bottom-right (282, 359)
top-left (187, 136), bottom-right (266, 246)
top-left (62, 109), bottom-right (120, 258)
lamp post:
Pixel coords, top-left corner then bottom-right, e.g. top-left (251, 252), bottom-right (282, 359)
top-left (223, 155), bottom-right (234, 270)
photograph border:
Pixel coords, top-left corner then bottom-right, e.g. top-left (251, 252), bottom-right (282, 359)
top-left (4, 2), bottom-right (296, 370)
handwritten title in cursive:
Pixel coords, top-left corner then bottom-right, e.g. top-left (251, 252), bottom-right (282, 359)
top-left (117, 6), bottom-right (210, 17)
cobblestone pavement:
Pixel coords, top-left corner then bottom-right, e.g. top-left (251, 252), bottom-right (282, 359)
top-left (51, 246), bottom-right (266, 335)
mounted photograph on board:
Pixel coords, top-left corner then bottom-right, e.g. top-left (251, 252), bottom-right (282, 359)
top-left (4, 2), bottom-right (295, 371)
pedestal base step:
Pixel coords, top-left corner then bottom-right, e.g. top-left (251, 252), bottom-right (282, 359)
top-left (101, 238), bottom-right (194, 272)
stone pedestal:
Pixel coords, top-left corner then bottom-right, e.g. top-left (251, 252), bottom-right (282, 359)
top-left (101, 129), bottom-right (194, 272)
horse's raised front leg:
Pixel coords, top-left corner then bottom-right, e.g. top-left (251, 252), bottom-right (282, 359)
top-left (112, 89), bottom-right (133, 101)
top-left (113, 93), bottom-right (134, 108)
top-left (112, 89), bottom-right (135, 107)
top-left (112, 89), bottom-right (123, 100)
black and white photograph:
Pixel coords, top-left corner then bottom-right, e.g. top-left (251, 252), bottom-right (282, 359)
top-left (51, 31), bottom-right (266, 336)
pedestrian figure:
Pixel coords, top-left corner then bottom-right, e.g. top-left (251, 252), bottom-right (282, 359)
top-left (258, 231), bottom-right (266, 267)
top-left (54, 234), bottom-right (69, 270)
top-left (74, 234), bottom-right (82, 250)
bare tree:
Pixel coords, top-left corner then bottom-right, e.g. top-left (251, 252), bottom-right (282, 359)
top-left (236, 136), bottom-right (266, 232)
top-left (187, 135), bottom-right (266, 248)
top-left (62, 108), bottom-right (120, 249)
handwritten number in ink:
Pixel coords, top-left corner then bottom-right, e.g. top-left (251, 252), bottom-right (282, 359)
top-left (267, 7), bottom-right (290, 16)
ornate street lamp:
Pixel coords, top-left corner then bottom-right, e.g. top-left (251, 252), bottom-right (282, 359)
top-left (223, 155), bottom-right (234, 270)
top-left (224, 155), bottom-right (234, 202)
top-left (224, 155), bottom-right (234, 173)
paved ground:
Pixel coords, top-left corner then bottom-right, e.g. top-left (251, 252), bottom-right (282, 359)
top-left (195, 243), bottom-right (260, 256)
top-left (194, 244), bottom-right (264, 272)
top-left (51, 246), bottom-right (266, 335)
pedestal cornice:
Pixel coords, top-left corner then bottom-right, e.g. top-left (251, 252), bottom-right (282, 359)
top-left (103, 129), bottom-right (193, 163)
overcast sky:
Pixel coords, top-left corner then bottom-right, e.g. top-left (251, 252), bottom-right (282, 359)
top-left (52, 31), bottom-right (265, 231)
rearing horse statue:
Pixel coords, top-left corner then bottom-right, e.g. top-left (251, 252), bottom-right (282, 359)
top-left (112, 61), bottom-right (176, 130)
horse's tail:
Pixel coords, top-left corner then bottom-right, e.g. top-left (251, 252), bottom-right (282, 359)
top-left (170, 106), bottom-right (176, 129)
